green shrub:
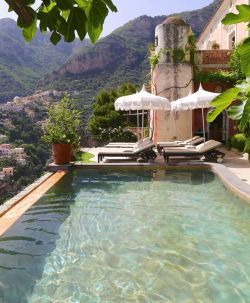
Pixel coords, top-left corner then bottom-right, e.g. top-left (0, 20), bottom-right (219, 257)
top-left (231, 133), bottom-right (246, 151)
top-left (99, 127), bottom-right (137, 143)
top-left (42, 96), bottom-right (81, 148)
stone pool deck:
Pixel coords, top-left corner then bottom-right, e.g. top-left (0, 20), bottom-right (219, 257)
top-left (82, 146), bottom-right (250, 187)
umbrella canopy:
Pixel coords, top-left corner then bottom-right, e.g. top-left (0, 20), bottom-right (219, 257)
top-left (171, 84), bottom-right (219, 111)
top-left (171, 89), bottom-right (192, 112)
top-left (115, 85), bottom-right (171, 111)
top-left (170, 84), bottom-right (220, 143)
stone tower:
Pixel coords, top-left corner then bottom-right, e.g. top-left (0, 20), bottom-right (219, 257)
top-left (152, 17), bottom-right (193, 142)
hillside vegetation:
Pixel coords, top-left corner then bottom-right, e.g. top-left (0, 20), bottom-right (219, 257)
top-left (0, 19), bottom-right (89, 102)
top-left (0, 0), bottom-right (221, 103)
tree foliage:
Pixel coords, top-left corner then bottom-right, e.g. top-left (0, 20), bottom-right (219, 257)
top-left (5, 0), bottom-right (117, 44)
top-left (207, 4), bottom-right (250, 158)
top-left (88, 83), bottom-right (137, 142)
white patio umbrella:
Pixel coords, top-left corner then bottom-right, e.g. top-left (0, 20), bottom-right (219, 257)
top-left (115, 85), bottom-right (171, 139)
top-left (171, 84), bottom-right (219, 143)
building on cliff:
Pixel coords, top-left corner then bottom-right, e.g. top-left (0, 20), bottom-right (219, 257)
top-left (151, 0), bottom-right (249, 144)
top-left (197, 0), bottom-right (250, 51)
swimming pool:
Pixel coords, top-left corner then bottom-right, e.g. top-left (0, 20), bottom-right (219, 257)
top-left (0, 168), bottom-right (249, 302)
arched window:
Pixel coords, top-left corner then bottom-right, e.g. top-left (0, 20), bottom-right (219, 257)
top-left (228, 31), bottom-right (236, 50)
top-left (155, 36), bottom-right (158, 47)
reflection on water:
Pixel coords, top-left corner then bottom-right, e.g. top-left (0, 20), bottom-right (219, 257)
top-left (0, 169), bottom-right (250, 303)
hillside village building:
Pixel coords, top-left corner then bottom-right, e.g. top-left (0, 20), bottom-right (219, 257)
top-left (152, 0), bottom-right (249, 143)
top-left (0, 144), bottom-right (25, 158)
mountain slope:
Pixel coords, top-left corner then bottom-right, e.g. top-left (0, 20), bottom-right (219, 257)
top-left (41, 0), bottom-right (221, 102)
top-left (0, 18), bottom-right (89, 102)
top-left (0, 0), bottom-right (221, 103)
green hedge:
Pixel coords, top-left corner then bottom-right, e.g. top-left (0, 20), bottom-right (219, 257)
top-left (231, 133), bottom-right (246, 152)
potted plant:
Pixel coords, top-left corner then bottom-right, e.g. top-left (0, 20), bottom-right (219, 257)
top-left (211, 41), bottom-right (220, 50)
top-left (42, 96), bottom-right (81, 165)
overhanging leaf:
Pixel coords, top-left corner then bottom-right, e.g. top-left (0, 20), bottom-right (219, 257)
top-left (50, 31), bottom-right (61, 44)
top-left (239, 98), bottom-right (250, 132)
top-left (73, 8), bottom-right (87, 40)
top-left (17, 7), bottom-right (36, 28)
top-left (244, 137), bottom-right (250, 155)
top-left (65, 8), bottom-right (76, 42)
top-left (38, 11), bottom-right (48, 31)
top-left (76, 0), bottom-right (88, 10)
top-left (207, 87), bottom-right (241, 122)
top-left (58, 18), bottom-right (67, 36)
top-left (47, 7), bottom-right (62, 31)
top-left (56, 0), bottom-right (74, 11)
top-left (238, 38), bottom-right (250, 76)
top-left (87, 0), bottom-right (108, 43)
top-left (222, 4), bottom-right (250, 25)
top-left (62, 9), bottom-right (70, 19)
top-left (22, 17), bottom-right (37, 42)
top-left (23, 0), bottom-right (36, 5)
top-left (101, 0), bottom-right (117, 12)
top-left (42, 0), bottom-right (51, 6)
top-left (227, 101), bottom-right (246, 120)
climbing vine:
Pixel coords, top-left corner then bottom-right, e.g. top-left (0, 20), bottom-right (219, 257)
top-left (194, 70), bottom-right (238, 84)
top-left (149, 49), bottom-right (162, 70)
top-left (185, 32), bottom-right (197, 66)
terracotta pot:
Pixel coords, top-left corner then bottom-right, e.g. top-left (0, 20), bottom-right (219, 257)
top-left (52, 143), bottom-right (72, 165)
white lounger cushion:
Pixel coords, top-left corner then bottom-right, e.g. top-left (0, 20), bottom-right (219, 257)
top-left (106, 137), bottom-right (151, 148)
top-left (158, 136), bottom-right (200, 145)
top-left (163, 140), bottom-right (222, 154)
top-left (98, 142), bottom-right (154, 155)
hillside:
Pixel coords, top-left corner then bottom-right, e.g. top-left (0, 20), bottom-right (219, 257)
top-left (41, 0), bottom-right (221, 105)
top-left (0, 18), bottom-right (89, 102)
top-left (0, 0), bottom-right (221, 103)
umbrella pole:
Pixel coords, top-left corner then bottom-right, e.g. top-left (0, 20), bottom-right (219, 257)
top-left (137, 110), bottom-right (139, 140)
top-left (191, 110), bottom-right (193, 138)
top-left (202, 107), bottom-right (206, 144)
top-left (141, 110), bottom-right (144, 139)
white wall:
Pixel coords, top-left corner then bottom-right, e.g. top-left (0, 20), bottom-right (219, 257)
top-left (197, 0), bottom-right (249, 50)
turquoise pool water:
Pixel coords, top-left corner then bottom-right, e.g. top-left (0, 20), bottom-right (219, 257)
top-left (0, 169), bottom-right (250, 303)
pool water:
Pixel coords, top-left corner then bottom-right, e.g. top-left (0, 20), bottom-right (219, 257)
top-left (0, 169), bottom-right (250, 303)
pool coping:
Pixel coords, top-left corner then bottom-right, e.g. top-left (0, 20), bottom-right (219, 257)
top-left (0, 172), bottom-right (53, 217)
top-left (0, 171), bottom-right (67, 236)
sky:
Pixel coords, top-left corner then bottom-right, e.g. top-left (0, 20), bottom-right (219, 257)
top-left (0, 0), bottom-right (214, 36)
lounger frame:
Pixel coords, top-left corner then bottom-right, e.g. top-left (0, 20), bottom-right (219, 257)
top-left (98, 146), bottom-right (157, 163)
top-left (163, 149), bottom-right (225, 163)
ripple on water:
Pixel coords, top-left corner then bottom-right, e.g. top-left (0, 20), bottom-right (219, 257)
top-left (0, 169), bottom-right (250, 303)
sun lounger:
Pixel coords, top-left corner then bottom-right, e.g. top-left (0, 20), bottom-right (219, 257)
top-left (162, 140), bottom-right (225, 163)
top-left (157, 136), bottom-right (204, 154)
top-left (105, 137), bottom-right (152, 148)
top-left (98, 141), bottom-right (156, 163)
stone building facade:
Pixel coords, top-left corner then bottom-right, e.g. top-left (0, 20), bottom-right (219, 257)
top-left (152, 17), bottom-right (193, 142)
top-left (152, 0), bottom-right (249, 143)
